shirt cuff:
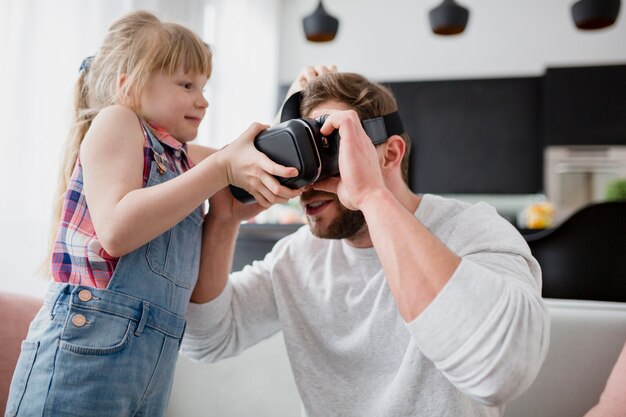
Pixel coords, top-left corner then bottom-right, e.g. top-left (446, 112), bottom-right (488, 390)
top-left (406, 258), bottom-right (505, 362)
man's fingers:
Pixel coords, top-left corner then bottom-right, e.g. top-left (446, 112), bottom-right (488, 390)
top-left (312, 176), bottom-right (340, 194)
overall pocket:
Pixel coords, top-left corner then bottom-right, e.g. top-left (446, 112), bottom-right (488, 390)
top-left (145, 208), bottom-right (203, 289)
top-left (145, 164), bottom-right (203, 289)
top-left (6, 340), bottom-right (39, 417)
top-left (59, 308), bottom-right (133, 355)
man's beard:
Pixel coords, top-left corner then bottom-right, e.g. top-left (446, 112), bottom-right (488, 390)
top-left (304, 193), bottom-right (367, 240)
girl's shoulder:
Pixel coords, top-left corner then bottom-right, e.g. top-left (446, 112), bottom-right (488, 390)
top-left (88, 105), bottom-right (143, 142)
top-left (94, 105), bottom-right (141, 130)
top-left (82, 105), bottom-right (144, 159)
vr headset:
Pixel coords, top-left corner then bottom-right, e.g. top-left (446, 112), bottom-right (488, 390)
top-left (230, 91), bottom-right (405, 203)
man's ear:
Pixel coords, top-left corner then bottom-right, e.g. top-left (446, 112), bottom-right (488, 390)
top-left (380, 135), bottom-right (405, 172)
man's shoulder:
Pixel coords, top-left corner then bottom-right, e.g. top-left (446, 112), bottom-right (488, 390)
top-left (418, 194), bottom-right (518, 242)
top-left (420, 193), bottom-right (502, 216)
top-left (416, 194), bottom-right (482, 227)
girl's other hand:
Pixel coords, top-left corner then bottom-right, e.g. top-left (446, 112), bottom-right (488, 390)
top-left (219, 123), bottom-right (302, 207)
top-left (206, 186), bottom-right (264, 225)
top-left (286, 65), bottom-right (337, 97)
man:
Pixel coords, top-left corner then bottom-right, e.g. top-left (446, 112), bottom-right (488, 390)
top-left (182, 69), bottom-right (550, 417)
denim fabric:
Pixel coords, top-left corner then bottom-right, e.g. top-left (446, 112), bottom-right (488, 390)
top-left (5, 128), bottom-right (203, 417)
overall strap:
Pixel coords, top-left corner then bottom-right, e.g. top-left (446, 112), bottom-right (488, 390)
top-left (139, 118), bottom-right (166, 155)
top-left (139, 118), bottom-right (168, 176)
top-left (280, 91), bottom-right (405, 145)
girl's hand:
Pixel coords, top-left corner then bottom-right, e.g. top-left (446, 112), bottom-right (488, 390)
top-left (219, 123), bottom-right (302, 207)
top-left (286, 65), bottom-right (337, 97)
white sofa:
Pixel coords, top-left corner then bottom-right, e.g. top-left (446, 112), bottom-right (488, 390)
top-left (505, 299), bottom-right (626, 417)
top-left (167, 299), bottom-right (626, 417)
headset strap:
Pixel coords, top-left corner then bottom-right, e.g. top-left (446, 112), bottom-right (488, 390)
top-left (280, 91), bottom-right (405, 144)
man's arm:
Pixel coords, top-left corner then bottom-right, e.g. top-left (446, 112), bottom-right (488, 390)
top-left (314, 110), bottom-right (460, 322)
top-left (182, 188), bottom-right (282, 362)
top-left (190, 212), bottom-right (240, 304)
top-left (186, 140), bottom-right (266, 304)
top-left (315, 110), bottom-right (549, 405)
top-left (360, 189), bottom-right (460, 320)
top-left (190, 182), bottom-right (261, 303)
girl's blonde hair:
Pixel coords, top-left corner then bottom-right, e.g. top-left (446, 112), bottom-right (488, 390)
top-left (45, 10), bottom-right (212, 275)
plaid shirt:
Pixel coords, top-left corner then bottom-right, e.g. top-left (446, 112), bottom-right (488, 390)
top-left (51, 121), bottom-right (195, 288)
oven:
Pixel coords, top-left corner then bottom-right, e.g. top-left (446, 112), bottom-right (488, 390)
top-left (545, 145), bottom-right (626, 222)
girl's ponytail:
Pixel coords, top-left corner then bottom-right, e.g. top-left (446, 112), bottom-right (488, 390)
top-left (58, 66), bottom-right (97, 207)
top-left (42, 68), bottom-right (97, 276)
top-left (42, 10), bottom-right (212, 276)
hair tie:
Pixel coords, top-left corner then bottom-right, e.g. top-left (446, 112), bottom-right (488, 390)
top-left (79, 56), bottom-right (94, 73)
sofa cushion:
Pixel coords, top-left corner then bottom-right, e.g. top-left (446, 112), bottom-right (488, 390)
top-left (505, 299), bottom-right (626, 417)
top-left (0, 292), bottom-right (43, 414)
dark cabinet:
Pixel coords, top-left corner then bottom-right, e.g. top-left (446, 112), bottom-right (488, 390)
top-left (542, 64), bottom-right (626, 146)
top-left (278, 63), bottom-right (626, 195)
top-left (387, 78), bottom-right (542, 194)
top-left (232, 224), bottom-right (301, 271)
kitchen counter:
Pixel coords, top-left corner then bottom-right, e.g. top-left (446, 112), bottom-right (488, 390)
top-left (232, 223), bottom-right (302, 271)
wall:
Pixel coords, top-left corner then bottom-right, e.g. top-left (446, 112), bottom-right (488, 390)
top-left (0, 0), bottom-right (142, 298)
top-left (278, 0), bottom-right (626, 220)
top-left (3, 0), bottom-right (625, 295)
top-left (278, 0), bottom-right (626, 83)
top-left (0, 0), bottom-right (279, 297)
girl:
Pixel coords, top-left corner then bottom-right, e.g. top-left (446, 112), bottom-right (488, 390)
top-left (5, 10), bottom-right (299, 417)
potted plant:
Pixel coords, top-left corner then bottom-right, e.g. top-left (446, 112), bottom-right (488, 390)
top-left (605, 178), bottom-right (626, 201)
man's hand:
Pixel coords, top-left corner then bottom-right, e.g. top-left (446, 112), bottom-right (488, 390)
top-left (206, 186), bottom-right (266, 226)
top-left (312, 110), bottom-right (386, 210)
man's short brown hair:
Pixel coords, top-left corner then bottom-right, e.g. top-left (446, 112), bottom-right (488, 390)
top-left (300, 72), bottom-right (411, 183)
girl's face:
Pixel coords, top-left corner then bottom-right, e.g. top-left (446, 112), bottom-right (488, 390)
top-left (139, 65), bottom-right (209, 143)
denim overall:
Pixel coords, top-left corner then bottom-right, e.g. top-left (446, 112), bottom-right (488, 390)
top-left (5, 127), bottom-right (203, 417)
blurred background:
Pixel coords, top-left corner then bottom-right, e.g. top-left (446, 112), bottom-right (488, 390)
top-left (1, 0), bottom-right (625, 297)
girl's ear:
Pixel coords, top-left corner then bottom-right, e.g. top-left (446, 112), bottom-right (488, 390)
top-left (380, 135), bottom-right (405, 172)
top-left (118, 73), bottom-right (127, 91)
top-left (117, 74), bottom-right (134, 105)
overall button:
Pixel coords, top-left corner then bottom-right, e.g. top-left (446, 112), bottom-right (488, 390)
top-left (71, 314), bottom-right (87, 327)
top-left (78, 289), bottom-right (93, 302)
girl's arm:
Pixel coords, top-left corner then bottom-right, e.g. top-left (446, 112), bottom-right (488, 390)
top-left (80, 105), bottom-right (299, 257)
top-left (187, 144), bottom-right (267, 303)
top-left (187, 142), bottom-right (218, 164)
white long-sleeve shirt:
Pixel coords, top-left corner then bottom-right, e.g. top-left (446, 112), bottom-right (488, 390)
top-left (182, 194), bottom-right (550, 417)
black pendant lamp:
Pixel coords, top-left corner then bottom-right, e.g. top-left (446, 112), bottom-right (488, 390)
top-left (572, 0), bottom-right (621, 30)
top-left (429, 0), bottom-right (470, 35)
top-left (303, 0), bottom-right (339, 42)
